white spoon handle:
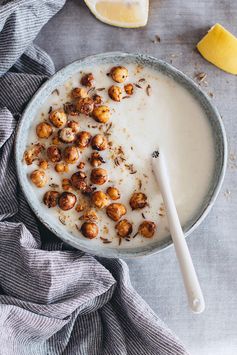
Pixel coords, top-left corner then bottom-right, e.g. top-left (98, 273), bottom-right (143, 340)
top-left (152, 151), bottom-right (205, 313)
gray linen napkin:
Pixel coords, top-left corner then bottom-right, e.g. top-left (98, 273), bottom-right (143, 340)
top-left (0, 1), bottom-right (189, 354)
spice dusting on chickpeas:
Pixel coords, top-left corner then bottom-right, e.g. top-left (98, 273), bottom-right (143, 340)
top-left (71, 87), bottom-right (88, 99)
top-left (106, 203), bottom-right (127, 221)
top-left (91, 191), bottom-right (110, 209)
top-left (108, 85), bottom-right (122, 102)
top-left (49, 109), bottom-right (67, 128)
top-left (76, 97), bottom-right (94, 115)
top-left (39, 160), bottom-right (48, 170)
top-left (43, 191), bottom-right (59, 208)
top-left (76, 131), bottom-right (92, 149)
top-left (110, 66), bottom-right (128, 83)
top-left (129, 192), bottom-right (148, 210)
top-left (63, 146), bottom-right (79, 164)
top-left (92, 94), bottom-right (102, 106)
top-left (71, 171), bottom-right (87, 191)
top-left (30, 170), bottom-right (47, 188)
top-left (67, 121), bottom-right (80, 133)
top-left (139, 221), bottom-right (156, 238)
top-left (47, 146), bottom-right (62, 163)
top-left (89, 152), bottom-right (105, 167)
top-left (80, 73), bottom-right (94, 87)
top-left (115, 219), bottom-right (133, 238)
top-left (106, 187), bottom-right (120, 200)
top-left (58, 127), bottom-right (76, 143)
top-left (90, 168), bottom-right (108, 185)
top-left (124, 83), bottom-right (134, 95)
top-left (91, 134), bottom-right (108, 151)
top-left (55, 162), bottom-right (68, 173)
top-left (58, 192), bottom-right (77, 211)
top-left (36, 122), bottom-right (52, 138)
top-left (24, 143), bottom-right (43, 165)
top-left (80, 222), bottom-right (98, 239)
top-left (92, 105), bottom-right (110, 124)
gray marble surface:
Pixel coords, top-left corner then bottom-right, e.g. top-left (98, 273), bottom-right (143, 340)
top-left (35, 1), bottom-right (237, 354)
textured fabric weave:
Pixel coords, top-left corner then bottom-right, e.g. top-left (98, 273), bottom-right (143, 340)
top-left (0, 1), bottom-right (188, 354)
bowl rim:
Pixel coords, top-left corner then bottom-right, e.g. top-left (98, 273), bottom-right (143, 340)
top-left (15, 51), bottom-right (228, 258)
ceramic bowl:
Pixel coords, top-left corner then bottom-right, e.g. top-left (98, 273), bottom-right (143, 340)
top-left (15, 52), bottom-right (227, 258)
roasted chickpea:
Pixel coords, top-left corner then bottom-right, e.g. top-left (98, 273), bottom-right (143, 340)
top-left (89, 152), bottom-right (105, 167)
top-left (110, 66), bottom-right (128, 83)
top-left (92, 105), bottom-right (110, 124)
top-left (24, 143), bottom-right (43, 165)
top-left (43, 191), bottom-right (60, 208)
top-left (106, 187), bottom-right (120, 200)
top-left (67, 120), bottom-right (80, 133)
top-left (58, 127), bottom-right (76, 143)
top-left (36, 122), bottom-right (52, 138)
top-left (58, 192), bottom-right (76, 211)
top-left (129, 192), bottom-right (148, 210)
top-left (80, 208), bottom-right (98, 221)
top-left (47, 146), bottom-right (62, 163)
top-left (77, 161), bottom-right (85, 169)
top-left (106, 203), bottom-right (127, 222)
top-left (91, 191), bottom-right (109, 209)
top-left (92, 94), bottom-right (103, 106)
top-left (62, 178), bottom-right (72, 191)
top-left (71, 171), bottom-right (87, 191)
top-left (115, 219), bottom-right (133, 238)
top-left (71, 87), bottom-right (88, 99)
top-left (39, 160), bottom-right (48, 170)
top-left (91, 134), bottom-right (108, 151)
top-left (124, 83), bottom-right (134, 95)
top-left (90, 168), bottom-right (108, 185)
top-left (63, 102), bottom-right (78, 116)
top-left (80, 73), bottom-right (94, 87)
top-left (108, 85), bottom-right (122, 102)
top-left (52, 135), bottom-right (60, 145)
top-left (30, 170), bottom-right (47, 188)
top-left (76, 131), bottom-right (92, 149)
top-left (75, 97), bottom-right (94, 115)
top-left (80, 222), bottom-right (98, 239)
top-left (64, 146), bottom-right (79, 164)
top-left (139, 221), bottom-right (156, 238)
top-left (55, 162), bottom-right (68, 173)
top-left (49, 109), bottom-right (67, 128)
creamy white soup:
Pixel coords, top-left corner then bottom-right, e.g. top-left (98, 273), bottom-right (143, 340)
top-left (24, 63), bottom-right (215, 248)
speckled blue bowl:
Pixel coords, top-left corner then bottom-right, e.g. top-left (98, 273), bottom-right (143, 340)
top-left (15, 52), bottom-right (227, 258)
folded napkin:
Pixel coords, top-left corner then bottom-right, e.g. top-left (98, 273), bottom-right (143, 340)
top-left (0, 1), bottom-right (188, 354)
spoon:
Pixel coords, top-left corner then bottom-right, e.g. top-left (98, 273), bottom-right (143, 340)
top-left (151, 149), bottom-right (205, 313)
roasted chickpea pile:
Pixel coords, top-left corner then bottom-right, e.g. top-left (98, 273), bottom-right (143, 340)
top-left (24, 66), bottom-right (157, 244)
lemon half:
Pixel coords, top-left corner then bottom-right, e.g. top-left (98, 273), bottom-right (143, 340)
top-left (84, 0), bottom-right (149, 28)
top-left (197, 24), bottom-right (237, 75)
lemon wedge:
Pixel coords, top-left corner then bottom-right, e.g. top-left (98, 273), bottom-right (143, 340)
top-left (197, 24), bottom-right (237, 75)
top-left (84, 0), bottom-right (149, 28)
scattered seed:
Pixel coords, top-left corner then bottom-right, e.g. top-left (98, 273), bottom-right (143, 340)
top-left (142, 213), bottom-right (145, 219)
top-left (52, 89), bottom-right (60, 96)
top-left (135, 84), bottom-right (142, 89)
top-left (48, 106), bottom-right (52, 114)
top-left (195, 72), bottom-right (207, 83)
top-left (132, 232), bottom-right (139, 239)
top-left (49, 183), bottom-right (59, 188)
top-left (122, 96), bottom-right (131, 99)
top-left (146, 84), bottom-right (152, 96)
top-left (59, 216), bottom-right (66, 225)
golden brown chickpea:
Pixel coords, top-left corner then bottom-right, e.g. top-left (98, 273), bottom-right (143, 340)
top-left (108, 85), bottom-right (122, 102)
top-left (92, 105), bottom-right (110, 124)
top-left (64, 146), bottom-right (79, 164)
top-left (80, 208), bottom-right (98, 221)
top-left (89, 152), bottom-right (105, 167)
top-left (92, 94), bottom-right (103, 106)
top-left (39, 160), bottom-right (48, 170)
top-left (30, 170), bottom-right (47, 188)
top-left (75, 97), bottom-right (94, 115)
top-left (80, 73), bottom-right (94, 87)
top-left (49, 109), bottom-right (67, 128)
top-left (47, 146), bottom-right (62, 163)
top-left (63, 102), bottom-right (78, 116)
top-left (106, 187), bottom-right (120, 200)
top-left (58, 192), bottom-right (77, 211)
top-left (124, 83), bottom-right (134, 95)
top-left (55, 163), bottom-right (67, 173)
top-left (67, 120), bottom-right (80, 133)
top-left (91, 191), bottom-right (109, 209)
top-left (77, 161), bottom-right (85, 169)
top-left (106, 203), bottom-right (127, 222)
top-left (76, 131), bottom-right (92, 149)
top-left (115, 219), bottom-right (133, 238)
top-left (58, 127), bottom-right (76, 143)
top-left (71, 171), bottom-right (87, 191)
top-left (91, 134), bottom-right (108, 151)
top-left (24, 143), bottom-right (43, 165)
top-left (52, 135), bottom-right (60, 145)
top-left (138, 221), bottom-right (156, 238)
top-left (80, 222), bottom-right (98, 239)
top-left (43, 191), bottom-right (60, 208)
top-left (90, 168), bottom-right (108, 185)
top-left (129, 192), bottom-right (148, 210)
top-left (71, 87), bottom-right (88, 99)
top-left (62, 178), bottom-right (72, 191)
top-left (110, 66), bottom-right (128, 83)
top-left (36, 122), bottom-right (52, 139)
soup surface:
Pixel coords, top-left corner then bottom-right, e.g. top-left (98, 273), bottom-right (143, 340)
top-left (24, 63), bottom-right (215, 248)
